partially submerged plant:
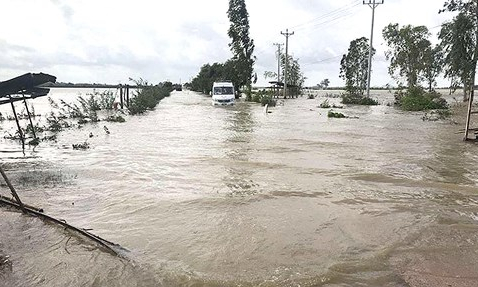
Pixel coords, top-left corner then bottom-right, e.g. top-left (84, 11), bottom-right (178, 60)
top-left (46, 112), bottom-right (70, 132)
top-left (320, 99), bottom-right (331, 108)
top-left (72, 141), bottom-right (90, 150)
top-left (328, 110), bottom-right (347, 118)
top-left (105, 115), bottom-right (126, 123)
top-left (341, 94), bottom-right (379, 105)
top-left (251, 89), bottom-right (276, 106)
top-left (28, 138), bottom-right (40, 146)
top-left (128, 79), bottom-right (173, 115)
top-left (395, 87), bottom-right (448, 111)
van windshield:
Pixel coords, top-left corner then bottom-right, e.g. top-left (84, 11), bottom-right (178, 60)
top-left (214, 87), bottom-right (234, 95)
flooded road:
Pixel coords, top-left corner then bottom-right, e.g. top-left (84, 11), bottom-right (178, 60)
top-left (1, 89), bottom-right (478, 286)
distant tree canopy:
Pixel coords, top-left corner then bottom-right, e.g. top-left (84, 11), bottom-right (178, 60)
top-left (382, 24), bottom-right (437, 89)
top-left (318, 79), bottom-right (330, 89)
top-left (264, 47), bottom-right (307, 96)
top-left (339, 37), bottom-right (374, 96)
top-left (282, 54), bottom-right (306, 96)
top-left (264, 50), bottom-right (306, 97)
top-left (381, 22), bottom-right (448, 111)
top-left (190, 61), bottom-right (237, 95)
top-left (439, 0), bottom-right (478, 101)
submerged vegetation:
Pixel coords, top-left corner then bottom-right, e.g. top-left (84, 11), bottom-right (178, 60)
top-left (251, 90), bottom-right (276, 106)
top-left (1, 80), bottom-right (172, 149)
top-left (394, 87), bottom-right (448, 111)
top-left (128, 80), bottom-right (173, 115)
top-left (72, 141), bottom-right (90, 150)
top-left (327, 110), bottom-right (347, 118)
top-left (319, 99), bottom-right (343, 109)
top-left (341, 94), bottom-right (378, 106)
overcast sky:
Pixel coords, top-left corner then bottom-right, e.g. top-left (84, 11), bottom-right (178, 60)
top-left (0, 0), bottom-right (454, 87)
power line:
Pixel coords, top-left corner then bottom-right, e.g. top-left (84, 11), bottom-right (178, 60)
top-left (292, 1), bottom-right (361, 31)
top-left (254, 1), bottom-right (362, 57)
top-left (302, 55), bottom-right (342, 66)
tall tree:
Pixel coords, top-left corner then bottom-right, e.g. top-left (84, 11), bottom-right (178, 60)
top-left (339, 37), bottom-right (374, 96)
top-left (319, 79), bottom-right (330, 89)
top-left (283, 55), bottom-right (306, 96)
top-left (264, 53), bottom-right (306, 97)
top-left (423, 45), bottom-right (444, 92)
top-left (439, 2), bottom-right (478, 101)
top-left (382, 24), bottom-right (432, 88)
top-left (227, 0), bottom-right (255, 98)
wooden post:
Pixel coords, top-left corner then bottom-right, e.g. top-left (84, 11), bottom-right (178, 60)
top-left (119, 85), bottom-right (124, 109)
top-left (126, 85), bottom-right (130, 107)
top-left (9, 96), bottom-right (25, 150)
top-left (23, 96), bottom-right (36, 139)
top-left (464, 91), bottom-right (474, 141)
top-left (0, 165), bottom-right (26, 212)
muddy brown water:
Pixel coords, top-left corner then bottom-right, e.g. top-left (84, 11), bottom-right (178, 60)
top-left (1, 89), bottom-right (478, 286)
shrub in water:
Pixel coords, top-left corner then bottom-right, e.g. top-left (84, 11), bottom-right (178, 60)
top-left (328, 110), bottom-right (347, 118)
top-left (396, 87), bottom-right (448, 111)
top-left (319, 99), bottom-right (331, 108)
top-left (252, 93), bottom-right (261, 103)
top-left (341, 94), bottom-right (378, 105)
top-left (106, 115), bottom-right (126, 123)
top-left (260, 95), bottom-right (276, 107)
top-left (72, 141), bottom-right (90, 150)
top-left (128, 80), bottom-right (172, 115)
top-left (251, 89), bottom-right (276, 106)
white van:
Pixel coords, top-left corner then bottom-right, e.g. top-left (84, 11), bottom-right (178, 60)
top-left (212, 82), bottom-right (235, 106)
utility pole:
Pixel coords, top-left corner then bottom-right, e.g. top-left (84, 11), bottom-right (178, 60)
top-left (273, 43), bottom-right (283, 85)
top-left (281, 29), bottom-right (294, 98)
top-left (363, 0), bottom-right (384, 98)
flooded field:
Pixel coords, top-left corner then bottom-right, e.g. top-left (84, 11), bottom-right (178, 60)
top-left (1, 89), bottom-right (478, 286)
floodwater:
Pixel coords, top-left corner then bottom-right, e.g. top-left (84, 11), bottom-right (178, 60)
top-left (1, 89), bottom-right (478, 286)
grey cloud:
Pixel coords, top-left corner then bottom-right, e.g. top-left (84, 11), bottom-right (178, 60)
top-left (50, 0), bottom-right (74, 21)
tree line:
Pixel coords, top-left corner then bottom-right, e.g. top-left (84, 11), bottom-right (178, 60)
top-left (340, 0), bottom-right (478, 109)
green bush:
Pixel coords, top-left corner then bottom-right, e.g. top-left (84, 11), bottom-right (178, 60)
top-left (252, 94), bottom-right (261, 103)
top-left (128, 81), bottom-right (172, 115)
top-left (396, 87), bottom-right (448, 111)
top-left (72, 141), bottom-right (90, 150)
top-left (250, 90), bottom-right (276, 106)
top-left (260, 95), bottom-right (276, 107)
top-left (341, 94), bottom-right (378, 105)
top-left (46, 113), bottom-right (70, 132)
top-left (319, 99), bottom-right (331, 108)
top-left (106, 115), bottom-right (126, 123)
top-left (328, 110), bottom-right (347, 118)
top-left (56, 92), bottom-right (115, 122)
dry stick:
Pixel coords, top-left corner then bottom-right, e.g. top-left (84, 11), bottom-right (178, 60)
top-left (0, 194), bottom-right (42, 212)
top-left (0, 165), bottom-right (26, 212)
top-left (23, 95), bottom-right (37, 139)
top-left (64, 237), bottom-right (71, 254)
top-left (9, 96), bottom-right (25, 150)
top-left (0, 196), bottom-right (125, 258)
